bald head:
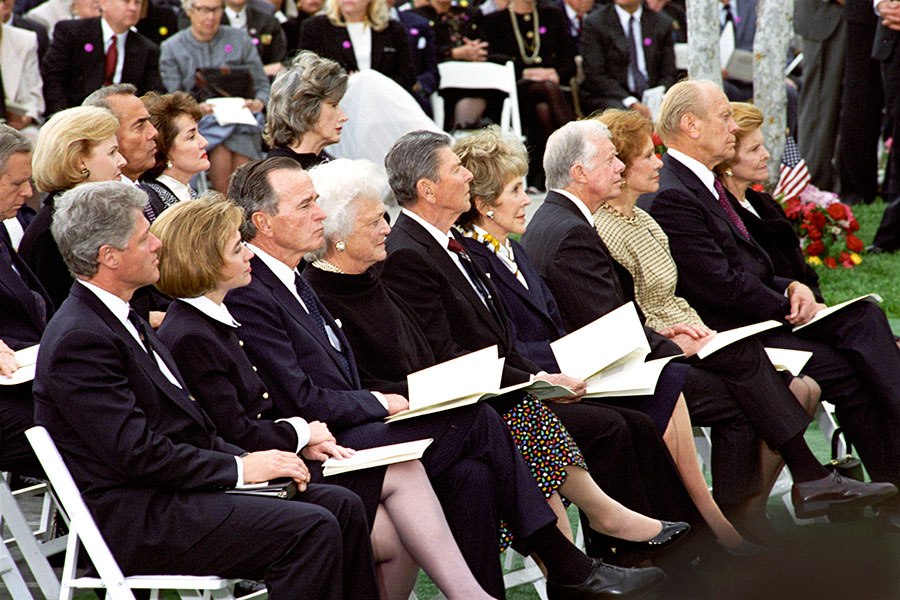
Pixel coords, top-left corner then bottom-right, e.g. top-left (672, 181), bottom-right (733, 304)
top-left (656, 80), bottom-right (737, 170)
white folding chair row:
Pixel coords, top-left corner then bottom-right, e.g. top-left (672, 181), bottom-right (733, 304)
top-left (24, 426), bottom-right (259, 600)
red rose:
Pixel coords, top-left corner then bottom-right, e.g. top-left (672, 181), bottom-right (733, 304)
top-left (824, 257), bottom-right (838, 269)
top-left (827, 203), bottom-right (848, 220)
top-left (807, 228), bottom-right (823, 240)
top-left (808, 211), bottom-right (827, 229)
top-left (846, 234), bottom-right (864, 252)
top-left (806, 240), bottom-right (825, 256)
top-left (849, 219), bottom-right (860, 232)
top-left (751, 183), bottom-right (765, 192)
top-left (651, 133), bottom-right (663, 148)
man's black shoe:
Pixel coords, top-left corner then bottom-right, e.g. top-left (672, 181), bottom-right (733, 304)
top-left (546, 559), bottom-right (666, 599)
top-left (792, 473), bottom-right (897, 519)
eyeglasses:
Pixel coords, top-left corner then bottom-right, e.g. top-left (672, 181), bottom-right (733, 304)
top-left (191, 5), bottom-right (223, 14)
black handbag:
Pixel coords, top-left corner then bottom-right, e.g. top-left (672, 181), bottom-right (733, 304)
top-left (192, 65), bottom-right (253, 102)
top-left (825, 427), bottom-right (864, 482)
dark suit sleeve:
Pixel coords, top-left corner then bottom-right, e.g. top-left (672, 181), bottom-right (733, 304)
top-left (166, 328), bottom-right (300, 453)
top-left (651, 187), bottom-right (794, 323)
top-left (40, 20), bottom-right (74, 115)
top-left (138, 40), bottom-right (165, 94)
top-left (39, 326), bottom-right (239, 489)
top-left (381, 246), bottom-right (537, 385)
top-left (387, 21), bottom-right (418, 91)
top-left (225, 288), bottom-right (390, 428)
top-left (298, 17), bottom-right (324, 55)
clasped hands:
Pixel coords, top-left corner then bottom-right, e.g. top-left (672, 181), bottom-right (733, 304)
top-left (0, 340), bottom-right (17, 378)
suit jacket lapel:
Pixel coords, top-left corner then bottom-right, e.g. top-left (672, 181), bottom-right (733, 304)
top-left (0, 241), bottom-right (50, 331)
top-left (335, 28), bottom-right (359, 71)
top-left (87, 21), bottom-right (105, 92)
top-left (465, 239), bottom-right (549, 324)
top-left (250, 256), bottom-right (357, 387)
top-left (603, 6), bottom-right (628, 56)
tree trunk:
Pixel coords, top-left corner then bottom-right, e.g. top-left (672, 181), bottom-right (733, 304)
top-left (686, 0), bottom-right (722, 85)
top-left (753, 0), bottom-right (794, 185)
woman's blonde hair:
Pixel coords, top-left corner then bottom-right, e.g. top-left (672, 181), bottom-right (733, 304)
top-left (595, 109), bottom-right (654, 172)
top-left (453, 126), bottom-right (528, 231)
top-left (151, 194), bottom-right (245, 298)
top-left (714, 102), bottom-right (764, 175)
top-left (32, 106), bottom-right (120, 193)
top-left (325, 0), bottom-right (388, 31)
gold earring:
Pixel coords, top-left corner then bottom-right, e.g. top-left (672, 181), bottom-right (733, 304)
top-left (723, 168), bottom-right (734, 177)
top-left (486, 210), bottom-right (495, 219)
top-left (335, 241), bottom-right (346, 251)
top-left (81, 167), bottom-right (90, 178)
top-left (620, 180), bottom-right (627, 188)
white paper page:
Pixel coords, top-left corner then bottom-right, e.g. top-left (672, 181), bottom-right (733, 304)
top-left (206, 97), bottom-right (259, 127)
top-left (406, 346), bottom-right (501, 410)
top-left (793, 293), bottom-right (882, 332)
top-left (674, 43), bottom-right (688, 70)
top-left (641, 86), bottom-right (666, 121)
top-left (322, 439), bottom-right (433, 475)
top-left (0, 345), bottom-right (39, 386)
top-left (764, 348), bottom-right (813, 376)
top-left (496, 379), bottom-right (575, 400)
top-left (550, 302), bottom-right (649, 380)
top-left (695, 320), bottom-right (781, 359)
top-left (719, 21), bottom-right (735, 70)
top-left (584, 355), bottom-right (679, 397)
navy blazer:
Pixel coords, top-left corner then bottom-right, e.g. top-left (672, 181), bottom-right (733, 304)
top-left (382, 212), bottom-right (541, 387)
top-left (33, 282), bottom-right (243, 571)
top-left (158, 299), bottom-right (300, 453)
top-left (639, 153), bottom-right (794, 331)
top-left (0, 236), bottom-right (52, 350)
top-left (298, 15), bottom-right (417, 93)
top-left (461, 236), bottom-right (565, 373)
top-left (579, 4), bottom-right (677, 115)
top-left (40, 17), bottom-right (165, 115)
top-left (520, 190), bottom-right (680, 358)
top-left (225, 255), bottom-right (389, 431)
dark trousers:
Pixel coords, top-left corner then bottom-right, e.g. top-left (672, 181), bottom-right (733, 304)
top-left (763, 301), bottom-right (900, 486)
top-left (873, 50), bottom-right (900, 250)
top-left (0, 385), bottom-right (43, 478)
top-left (140, 484), bottom-right (377, 600)
top-left (336, 403), bottom-right (557, 598)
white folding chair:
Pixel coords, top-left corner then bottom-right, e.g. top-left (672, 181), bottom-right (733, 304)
top-left (25, 426), bottom-right (255, 600)
top-left (431, 60), bottom-right (523, 141)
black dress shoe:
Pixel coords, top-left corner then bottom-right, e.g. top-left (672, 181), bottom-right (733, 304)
top-left (720, 538), bottom-right (767, 557)
top-left (792, 473), bottom-right (898, 519)
top-left (866, 244), bottom-right (892, 255)
top-left (546, 559), bottom-right (667, 599)
top-left (599, 520), bottom-right (691, 554)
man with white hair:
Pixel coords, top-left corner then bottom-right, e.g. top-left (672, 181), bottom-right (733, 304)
top-left (640, 79), bottom-right (900, 531)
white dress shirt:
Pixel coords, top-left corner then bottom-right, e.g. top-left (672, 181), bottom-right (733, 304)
top-left (3, 218), bottom-right (24, 250)
top-left (181, 295), bottom-right (312, 452)
top-left (156, 174), bottom-right (194, 204)
top-left (100, 18), bottom-right (129, 84)
top-left (665, 148), bottom-right (719, 199)
top-left (243, 243), bottom-right (389, 409)
top-left (225, 6), bottom-right (248, 29)
top-left (614, 4), bottom-right (647, 108)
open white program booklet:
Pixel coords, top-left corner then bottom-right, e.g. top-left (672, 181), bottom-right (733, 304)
top-left (323, 439), bottom-right (434, 476)
top-left (0, 345), bottom-right (39, 386)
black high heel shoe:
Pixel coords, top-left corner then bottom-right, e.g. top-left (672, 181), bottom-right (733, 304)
top-left (590, 520), bottom-right (691, 554)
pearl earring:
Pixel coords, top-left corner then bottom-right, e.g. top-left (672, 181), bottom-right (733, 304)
top-left (486, 210), bottom-right (495, 219)
top-left (335, 241), bottom-right (346, 251)
top-left (166, 161), bottom-right (174, 169)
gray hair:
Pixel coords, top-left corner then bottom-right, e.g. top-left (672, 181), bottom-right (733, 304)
top-left (227, 157), bottom-right (304, 241)
top-left (182, 0), bottom-right (225, 12)
top-left (0, 125), bottom-right (32, 174)
top-left (263, 52), bottom-right (348, 148)
top-left (543, 120), bottom-right (611, 190)
top-left (656, 79), bottom-right (715, 143)
top-left (82, 84), bottom-right (139, 111)
top-left (384, 130), bottom-right (451, 207)
top-left (51, 182), bottom-right (148, 279)
top-left (305, 159), bottom-right (387, 261)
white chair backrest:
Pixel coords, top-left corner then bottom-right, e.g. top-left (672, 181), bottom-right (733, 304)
top-left (432, 61), bottom-right (523, 140)
top-left (25, 426), bottom-right (135, 600)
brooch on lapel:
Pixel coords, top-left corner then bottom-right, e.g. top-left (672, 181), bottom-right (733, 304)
top-left (260, 33), bottom-right (273, 45)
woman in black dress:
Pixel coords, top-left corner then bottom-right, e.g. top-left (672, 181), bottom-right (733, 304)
top-left (152, 195), bottom-right (499, 600)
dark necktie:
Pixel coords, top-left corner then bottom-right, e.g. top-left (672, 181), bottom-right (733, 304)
top-left (446, 237), bottom-right (503, 324)
top-left (721, 4), bottom-right (734, 30)
top-left (626, 16), bottom-right (648, 98)
top-left (0, 239), bottom-right (47, 327)
top-left (127, 308), bottom-right (155, 357)
top-left (294, 272), bottom-right (352, 379)
top-left (104, 35), bottom-right (118, 86)
top-left (713, 179), bottom-right (750, 240)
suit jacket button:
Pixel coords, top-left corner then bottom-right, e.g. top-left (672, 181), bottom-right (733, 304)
top-left (262, 392), bottom-right (269, 399)
top-left (238, 340), bottom-right (244, 347)
top-left (188, 394), bottom-right (196, 402)
top-left (256, 413), bottom-right (262, 419)
top-left (252, 365), bottom-right (258, 371)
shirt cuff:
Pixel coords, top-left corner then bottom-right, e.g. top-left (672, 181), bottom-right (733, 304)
top-left (276, 416), bottom-right (311, 453)
top-left (371, 391), bottom-right (389, 410)
top-left (234, 455), bottom-right (244, 486)
top-left (623, 96), bottom-right (639, 108)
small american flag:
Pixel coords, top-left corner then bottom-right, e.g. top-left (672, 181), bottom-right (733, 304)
top-left (773, 136), bottom-right (811, 200)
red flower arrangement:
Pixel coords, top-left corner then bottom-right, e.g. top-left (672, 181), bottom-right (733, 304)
top-left (651, 133), bottom-right (665, 159)
top-left (778, 184), bottom-right (863, 269)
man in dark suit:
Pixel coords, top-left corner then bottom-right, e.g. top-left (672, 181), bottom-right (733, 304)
top-left (868, 1), bottom-right (900, 253)
top-left (0, 126), bottom-right (48, 478)
top-left (639, 79), bottom-right (900, 529)
top-left (579, 0), bottom-right (677, 118)
top-left (40, 0), bottom-right (165, 115)
top-left (225, 156), bottom-right (666, 599)
top-left (176, 0), bottom-right (287, 70)
top-left (33, 180), bottom-right (379, 599)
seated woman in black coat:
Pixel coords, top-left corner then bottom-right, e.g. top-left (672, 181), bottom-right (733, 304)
top-left (304, 158), bottom-right (690, 556)
top-left (152, 195), bottom-right (500, 600)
